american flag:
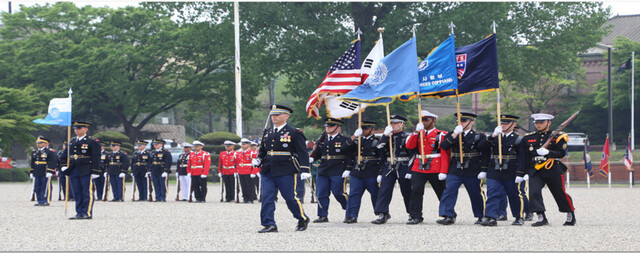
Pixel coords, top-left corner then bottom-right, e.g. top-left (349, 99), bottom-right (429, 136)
top-left (625, 133), bottom-right (633, 171)
top-left (306, 40), bottom-right (361, 119)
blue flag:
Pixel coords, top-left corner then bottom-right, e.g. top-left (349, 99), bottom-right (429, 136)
top-left (33, 97), bottom-right (72, 126)
top-left (584, 136), bottom-right (593, 177)
top-left (434, 34), bottom-right (499, 98)
top-left (341, 37), bottom-right (419, 105)
top-left (400, 35), bottom-right (457, 101)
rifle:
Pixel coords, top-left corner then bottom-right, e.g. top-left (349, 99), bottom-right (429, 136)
top-left (189, 177), bottom-right (194, 203)
top-left (309, 131), bottom-right (327, 159)
top-left (131, 176), bottom-right (137, 201)
top-left (534, 110), bottom-right (581, 170)
top-left (103, 175), bottom-right (110, 201)
top-left (148, 175), bottom-right (154, 202)
top-left (31, 178), bottom-right (36, 201)
top-left (220, 174), bottom-right (224, 202)
top-left (310, 175), bottom-right (316, 203)
top-left (175, 174), bottom-right (181, 201)
top-left (257, 177), bottom-right (261, 202)
top-left (235, 174), bottom-right (240, 203)
top-left (58, 174), bottom-right (62, 201)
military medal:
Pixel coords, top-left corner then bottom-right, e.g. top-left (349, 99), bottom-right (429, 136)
top-left (283, 143), bottom-right (288, 147)
top-left (336, 148), bottom-right (340, 152)
top-left (529, 146), bottom-right (534, 151)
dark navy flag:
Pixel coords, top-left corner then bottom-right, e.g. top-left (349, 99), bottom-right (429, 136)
top-left (618, 56), bottom-right (632, 73)
top-left (434, 34), bottom-right (499, 98)
top-left (584, 136), bottom-right (593, 177)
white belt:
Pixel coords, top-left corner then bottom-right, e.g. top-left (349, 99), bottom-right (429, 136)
top-left (417, 154), bottom-right (441, 159)
top-left (191, 165), bottom-right (204, 168)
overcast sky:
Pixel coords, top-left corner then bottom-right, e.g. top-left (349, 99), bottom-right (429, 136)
top-left (0, 1), bottom-right (638, 18)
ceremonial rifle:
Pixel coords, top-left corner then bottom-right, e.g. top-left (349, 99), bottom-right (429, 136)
top-left (103, 175), bottom-right (110, 201)
top-left (131, 176), bottom-right (137, 201)
top-left (148, 175), bottom-right (154, 201)
top-left (534, 109), bottom-right (581, 170)
top-left (175, 174), bottom-right (181, 201)
top-left (235, 174), bottom-right (240, 203)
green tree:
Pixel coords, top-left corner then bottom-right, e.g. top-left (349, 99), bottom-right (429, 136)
top-left (0, 86), bottom-right (45, 153)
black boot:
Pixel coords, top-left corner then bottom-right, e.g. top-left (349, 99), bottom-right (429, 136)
top-left (563, 212), bottom-right (576, 226)
top-left (436, 216), bottom-right (455, 225)
top-left (531, 212), bottom-right (549, 227)
top-left (313, 216), bottom-right (329, 223)
top-left (371, 213), bottom-right (391, 225)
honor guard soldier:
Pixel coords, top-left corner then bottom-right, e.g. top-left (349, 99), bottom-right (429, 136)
top-left (219, 141), bottom-right (238, 202)
top-left (250, 141), bottom-right (260, 201)
top-left (30, 136), bottom-right (57, 206)
top-left (150, 139), bottom-right (172, 202)
top-left (479, 114), bottom-right (528, 226)
top-left (176, 142), bottom-right (192, 201)
top-left (343, 121), bottom-right (383, 224)
top-left (253, 104), bottom-right (310, 233)
top-left (437, 112), bottom-right (488, 225)
top-left (95, 142), bottom-right (108, 200)
top-left (131, 140), bottom-right (151, 201)
top-left (106, 142), bottom-right (130, 202)
top-left (372, 115), bottom-right (413, 224)
top-left (237, 138), bottom-right (257, 203)
top-left (188, 140), bottom-right (210, 202)
top-left (59, 121), bottom-right (101, 219)
top-left (57, 141), bottom-right (75, 201)
top-left (311, 118), bottom-right (352, 223)
top-left (405, 110), bottom-right (450, 224)
top-left (517, 113), bottom-right (575, 226)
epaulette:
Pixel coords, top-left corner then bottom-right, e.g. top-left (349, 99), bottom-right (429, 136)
top-left (524, 132), bottom-right (536, 136)
top-left (88, 136), bottom-right (97, 140)
top-left (123, 152), bottom-right (128, 155)
top-left (297, 128), bottom-right (303, 133)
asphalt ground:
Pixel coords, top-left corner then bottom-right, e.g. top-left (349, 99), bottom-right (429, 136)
top-left (1, 181), bottom-right (639, 251)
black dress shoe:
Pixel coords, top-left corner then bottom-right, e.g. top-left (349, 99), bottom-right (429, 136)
top-left (296, 218), bottom-right (310, 231)
top-left (481, 218), bottom-right (497, 227)
top-left (258, 225), bottom-right (278, 233)
top-left (371, 213), bottom-right (391, 225)
top-left (474, 217), bottom-right (486, 225)
top-left (80, 214), bottom-right (92, 220)
top-left (343, 217), bottom-right (357, 224)
top-left (313, 216), bottom-right (329, 223)
top-left (436, 216), bottom-right (455, 225)
top-left (109, 199), bottom-right (118, 202)
top-left (524, 213), bottom-right (533, 221)
top-left (406, 217), bottom-right (424, 225)
top-left (511, 218), bottom-right (524, 226)
top-left (496, 215), bottom-right (508, 221)
top-left (34, 203), bottom-right (43, 206)
top-left (118, 199), bottom-right (125, 202)
top-left (563, 212), bottom-right (576, 226)
top-left (69, 214), bottom-right (82, 220)
top-left (531, 218), bottom-right (549, 227)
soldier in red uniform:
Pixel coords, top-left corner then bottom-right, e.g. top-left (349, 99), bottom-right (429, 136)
top-left (250, 141), bottom-right (260, 201)
top-left (236, 138), bottom-right (256, 203)
top-left (218, 140), bottom-right (237, 202)
top-left (404, 110), bottom-right (451, 224)
top-left (187, 140), bottom-right (210, 202)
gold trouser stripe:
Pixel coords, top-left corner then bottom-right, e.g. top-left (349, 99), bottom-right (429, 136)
top-left (479, 179), bottom-right (486, 216)
top-left (164, 176), bottom-right (168, 199)
top-left (87, 178), bottom-right (94, 217)
top-left (517, 181), bottom-right (524, 219)
top-left (46, 176), bottom-right (52, 204)
top-left (342, 178), bottom-right (349, 201)
top-left (293, 173), bottom-right (306, 219)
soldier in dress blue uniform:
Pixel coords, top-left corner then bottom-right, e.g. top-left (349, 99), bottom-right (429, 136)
top-left (150, 139), bottom-right (172, 202)
top-left (372, 115), bottom-right (414, 224)
top-left (253, 104), bottom-right (310, 233)
top-left (437, 112), bottom-right (489, 225)
top-left (131, 140), bottom-right (151, 201)
top-left (311, 118), bottom-right (352, 223)
top-left (57, 141), bottom-right (75, 201)
top-left (479, 114), bottom-right (527, 226)
top-left (343, 121), bottom-right (383, 223)
top-left (94, 142), bottom-right (108, 200)
top-left (517, 113), bottom-right (575, 226)
top-left (59, 121), bottom-right (101, 219)
top-left (30, 136), bottom-right (58, 206)
top-left (106, 141), bottom-right (130, 202)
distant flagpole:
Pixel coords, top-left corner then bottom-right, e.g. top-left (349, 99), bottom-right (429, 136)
top-left (356, 28), bottom-right (364, 168)
top-left (65, 87), bottom-right (72, 217)
top-left (632, 51), bottom-right (635, 150)
top-left (449, 21), bottom-right (463, 163)
top-left (234, 1), bottom-right (242, 137)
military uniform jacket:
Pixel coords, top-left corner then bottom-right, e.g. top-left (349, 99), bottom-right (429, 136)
top-left (176, 152), bottom-right (190, 175)
top-left (479, 132), bottom-right (522, 180)
top-left (131, 150), bottom-right (150, 176)
top-left (313, 133), bottom-right (354, 177)
top-left (150, 149), bottom-right (172, 176)
top-left (107, 150), bottom-right (130, 176)
top-left (187, 151), bottom-right (211, 176)
top-left (441, 130), bottom-right (489, 177)
top-left (57, 149), bottom-right (68, 172)
top-left (60, 135), bottom-right (101, 176)
top-left (379, 131), bottom-right (414, 173)
top-left (348, 135), bottom-right (384, 178)
top-left (257, 123), bottom-right (310, 177)
top-left (219, 151), bottom-right (237, 175)
top-left (30, 147), bottom-right (57, 177)
top-left (236, 149), bottom-right (255, 175)
top-left (99, 150), bottom-right (110, 174)
top-left (406, 128), bottom-right (451, 174)
top-left (517, 131), bottom-right (569, 177)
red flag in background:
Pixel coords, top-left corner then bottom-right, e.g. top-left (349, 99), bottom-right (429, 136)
top-left (600, 135), bottom-right (610, 177)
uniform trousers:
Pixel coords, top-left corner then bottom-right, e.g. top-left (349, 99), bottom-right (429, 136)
top-left (152, 175), bottom-right (168, 201)
top-left (439, 174), bottom-right (486, 218)
top-left (59, 173), bottom-right (75, 200)
top-left (408, 172), bottom-right (446, 219)
top-left (260, 172), bottom-right (308, 226)
top-left (529, 171), bottom-right (574, 213)
top-left (374, 166), bottom-right (411, 215)
top-left (221, 175), bottom-right (235, 201)
top-left (178, 175), bottom-right (191, 200)
top-left (34, 176), bottom-right (52, 204)
top-left (69, 170), bottom-right (94, 217)
top-left (109, 175), bottom-right (124, 201)
top-left (485, 178), bottom-right (525, 219)
top-left (133, 174), bottom-right (148, 200)
top-left (191, 175), bottom-right (207, 201)
top-left (346, 176), bottom-right (378, 218)
top-left (93, 175), bottom-right (105, 200)
top-left (238, 174), bottom-right (255, 202)
top-left (252, 176), bottom-right (260, 200)
top-left (316, 175), bottom-right (348, 217)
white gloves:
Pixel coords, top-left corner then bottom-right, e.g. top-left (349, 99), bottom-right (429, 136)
top-left (536, 148), bottom-right (549, 156)
top-left (131, 173), bottom-right (134, 178)
top-left (377, 175), bottom-right (382, 183)
top-left (29, 173), bottom-right (34, 179)
top-left (404, 173), bottom-right (412, 180)
top-left (416, 123), bottom-right (425, 132)
top-left (91, 174), bottom-right (99, 179)
top-left (309, 157), bottom-right (314, 163)
top-left (492, 126), bottom-right (503, 137)
top-left (383, 125), bottom-right (393, 136)
top-left (46, 172), bottom-right (53, 178)
top-left (438, 173), bottom-right (447, 181)
top-left (234, 172), bottom-right (238, 177)
top-left (257, 172), bottom-right (261, 178)
top-left (104, 172), bottom-right (108, 178)
top-left (354, 128), bottom-right (363, 137)
top-left (453, 125), bottom-right (464, 135)
top-left (161, 172), bottom-right (168, 178)
top-left (251, 174), bottom-right (256, 178)
top-left (523, 174), bottom-right (529, 181)
top-left (119, 173), bottom-right (125, 178)
top-left (187, 173), bottom-right (191, 177)
top-left (252, 158), bottom-right (261, 167)
top-left (342, 170), bottom-right (351, 178)
top-left (145, 172), bottom-right (151, 178)
top-left (218, 173), bottom-right (223, 178)
top-left (477, 172), bottom-right (486, 179)
top-left (201, 174), bottom-right (207, 178)
top-left (515, 176), bottom-right (524, 184)
top-left (175, 173), bottom-right (179, 178)
top-left (300, 172), bottom-right (311, 180)
top-left (61, 166), bottom-right (68, 172)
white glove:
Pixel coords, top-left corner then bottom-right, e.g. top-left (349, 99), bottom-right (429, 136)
top-left (416, 123), bottom-right (425, 132)
top-left (523, 174), bottom-right (529, 181)
top-left (309, 157), bottom-right (314, 163)
top-left (145, 172), bottom-right (150, 178)
top-left (536, 148), bottom-right (549, 156)
top-left (453, 125), bottom-right (464, 135)
top-left (218, 173), bottom-right (223, 178)
top-left (404, 173), bottom-right (412, 180)
top-left (515, 176), bottom-right (524, 183)
top-left (234, 172), bottom-right (238, 177)
top-left (477, 172), bottom-right (486, 179)
top-left (104, 172), bottom-right (107, 178)
top-left (257, 172), bottom-right (261, 178)
top-left (187, 173), bottom-right (191, 177)
top-left (46, 172), bottom-right (53, 178)
top-left (300, 172), bottom-right (311, 180)
top-left (161, 172), bottom-right (168, 178)
top-left (438, 173), bottom-right (447, 181)
top-left (175, 173), bottom-right (179, 178)
top-left (383, 125), bottom-right (393, 136)
top-left (29, 173), bottom-right (34, 179)
top-left (354, 128), bottom-right (363, 137)
top-left (131, 173), bottom-right (134, 178)
top-left (201, 174), bottom-right (207, 178)
top-left (251, 158), bottom-right (261, 167)
top-left (251, 174), bottom-right (256, 178)
top-left (91, 174), bottom-right (99, 179)
top-left (377, 175), bottom-right (382, 183)
top-left (492, 126), bottom-right (503, 137)
top-left (61, 166), bottom-right (68, 172)
top-left (342, 170), bottom-right (351, 178)
top-left (119, 173), bottom-right (125, 178)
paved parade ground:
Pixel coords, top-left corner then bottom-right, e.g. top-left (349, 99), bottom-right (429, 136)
top-left (1, 182), bottom-right (639, 251)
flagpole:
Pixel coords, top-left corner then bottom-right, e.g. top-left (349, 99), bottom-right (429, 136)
top-left (409, 24), bottom-right (425, 166)
top-left (357, 103), bottom-right (362, 166)
top-left (65, 88), bottom-right (72, 217)
top-left (234, 1), bottom-right (243, 137)
top-left (449, 22), bottom-right (463, 164)
top-left (585, 137), bottom-right (591, 188)
top-left (386, 104), bottom-right (394, 163)
top-left (492, 21), bottom-right (503, 164)
top-left (632, 51), bottom-right (635, 150)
